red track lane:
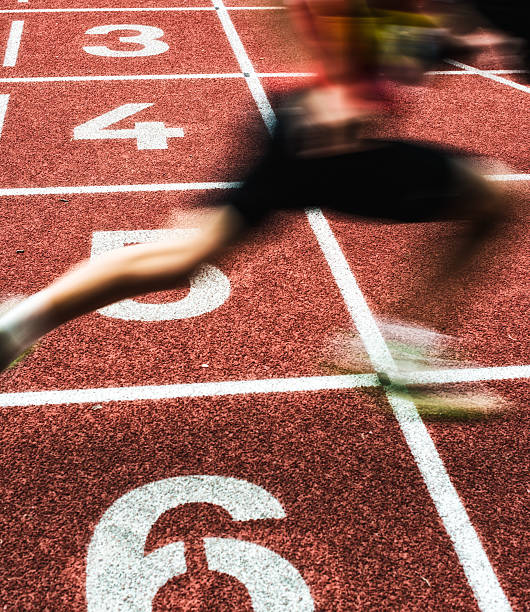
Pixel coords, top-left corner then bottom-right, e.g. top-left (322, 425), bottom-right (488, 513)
top-left (230, 10), bottom-right (315, 75)
top-left (1, 2), bottom-right (528, 610)
top-left (0, 392), bottom-right (480, 610)
top-left (324, 185), bottom-right (530, 368)
top-left (0, 13), bottom-right (240, 78)
top-left (0, 80), bottom-right (268, 187)
top-left (425, 380), bottom-right (530, 610)
top-left (0, 200), bottom-right (353, 391)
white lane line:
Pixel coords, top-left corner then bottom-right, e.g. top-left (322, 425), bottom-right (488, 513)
top-left (306, 210), bottom-right (512, 612)
top-left (427, 69), bottom-right (528, 75)
top-left (405, 365), bottom-right (530, 385)
top-left (1, 7), bottom-right (215, 13)
top-left (0, 373), bottom-right (378, 408)
top-left (3, 21), bottom-right (24, 68)
top-left (0, 94), bottom-right (9, 137)
top-left (307, 211), bottom-right (396, 375)
top-left (405, 364), bottom-right (530, 385)
top-left (225, 5), bottom-right (285, 8)
top-left (445, 59), bottom-right (530, 93)
top-left (213, 0), bottom-right (276, 134)
top-left (486, 174), bottom-right (530, 181)
top-left (0, 174), bottom-right (526, 197)
top-left (0, 72), bottom-right (314, 84)
top-left (0, 181), bottom-right (241, 196)
top-left (2, 365), bottom-right (528, 407)
top-left (1, 71), bottom-right (527, 85)
top-left (0, 6), bottom-right (285, 13)
top-left (214, 0), bottom-right (513, 606)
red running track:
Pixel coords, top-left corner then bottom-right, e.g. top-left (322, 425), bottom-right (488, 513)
top-left (0, 2), bottom-right (528, 610)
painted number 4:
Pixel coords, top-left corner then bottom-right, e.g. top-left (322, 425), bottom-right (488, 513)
top-left (73, 103), bottom-right (184, 150)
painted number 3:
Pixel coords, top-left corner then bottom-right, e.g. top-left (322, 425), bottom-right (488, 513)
top-left (86, 476), bottom-right (315, 611)
top-left (83, 24), bottom-right (169, 57)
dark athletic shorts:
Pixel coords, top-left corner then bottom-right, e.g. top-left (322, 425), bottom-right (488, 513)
top-left (229, 99), bottom-right (474, 228)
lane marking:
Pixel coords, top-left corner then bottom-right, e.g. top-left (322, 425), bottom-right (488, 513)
top-left (0, 94), bottom-right (9, 137)
top-left (1, 7), bottom-right (215, 13)
top-left (306, 210), bottom-right (513, 612)
top-left (0, 182), bottom-right (241, 196)
top-left (225, 5), bottom-right (285, 8)
top-left (213, 0), bottom-right (276, 134)
top-left (3, 20), bottom-right (24, 68)
top-left (213, 1), bottom-right (514, 606)
top-left (0, 72), bottom-right (311, 84)
top-left (404, 364), bottom-right (530, 385)
top-left (0, 70), bottom-right (525, 85)
top-left (0, 174), bottom-right (527, 197)
top-left (0, 374), bottom-right (379, 407)
top-left (445, 59), bottom-right (530, 94)
top-left (486, 174), bottom-right (530, 181)
top-left (427, 69), bottom-right (528, 75)
top-left (0, 365), bottom-right (528, 408)
top-left (0, 6), bottom-right (285, 13)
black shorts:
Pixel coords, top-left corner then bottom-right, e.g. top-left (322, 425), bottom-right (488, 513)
top-left (229, 104), bottom-right (474, 228)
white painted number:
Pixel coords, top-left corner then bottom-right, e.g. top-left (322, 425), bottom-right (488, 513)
top-left (73, 103), bottom-right (184, 150)
top-left (91, 229), bottom-right (231, 321)
top-left (83, 24), bottom-right (169, 57)
top-left (86, 475), bottom-right (314, 611)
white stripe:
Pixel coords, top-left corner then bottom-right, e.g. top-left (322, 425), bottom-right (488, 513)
top-left (0, 181), bottom-right (240, 196)
top-left (1, 71), bottom-right (526, 85)
top-left (0, 6), bottom-right (285, 13)
top-left (486, 174), bottom-right (530, 181)
top-left (0, 374), bottom-right (378, 407)
top-left (2, 365), bottom-right (528, 407)
top-left (1, 7), bottom-right (215, 13)
top-left (227, 5), bottom-right (285, 8)
top-left (3, 21), bottom-right (24, 68)
top-left (405, 364), bottom-right (530, 385)
top-left (213, 0), bottom-right (276, 134)
top-left (307, 210), bottom-right (397, 375)
top-left (0, 174), bottom-right (526, 197)
top-left (445, 59), bottom-right (530, 94)
top-left (427, 69), bottom-right (527, 75)
top-left (258, 72), bottom-right (315, 78)
top-left (305, 209), bottom-right (512, 611)
top-left (0, 94), bottom-right (9, 137)
top-left (0, 72), bottom-right (314, 84)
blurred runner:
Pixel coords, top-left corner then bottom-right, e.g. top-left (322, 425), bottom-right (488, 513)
top-left (0, 1), bottom-right (515, 417)
top-left (428, 0), bottom-right (529, 76)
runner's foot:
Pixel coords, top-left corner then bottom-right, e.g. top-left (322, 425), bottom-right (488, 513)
top-left (322, 319), bottom-right (508, 420)
top-left (0, 296), bottom-right (37, 372)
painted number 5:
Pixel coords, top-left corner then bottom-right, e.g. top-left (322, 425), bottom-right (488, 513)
top-left (83, 24), bottom-right (169, 57)
top-left (91, 230), bottom-right (231, 321)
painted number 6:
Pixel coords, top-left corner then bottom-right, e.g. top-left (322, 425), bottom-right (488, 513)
top-left (86, 476), bottom-right (315, 611)
top-left (83, 24), bottom-right (169, 57)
